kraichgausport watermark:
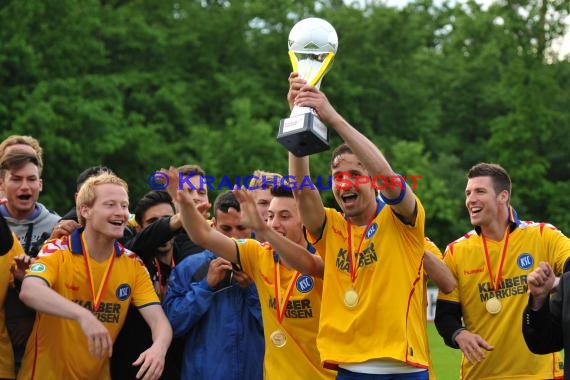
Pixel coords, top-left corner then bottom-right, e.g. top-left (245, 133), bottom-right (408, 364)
top-left (147, 172), bottom-right (421, 192)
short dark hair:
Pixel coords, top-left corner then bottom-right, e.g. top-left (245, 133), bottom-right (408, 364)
top-left (0, 150), bottom-right (41, 178)
top-left (213, 191), bottom-right (240, 216)
top-left (134, 191), bottom-right (175, 226)
top-left (177, 164), bottom-right (206, 177)
top-left (330, 143), bottom-right (353, 170)
top-left (270, 186), bottom-right (294, 199)
top-left (468, 163), bottom-right (512, 198)
top-left (76, 166), bottom-right (115, 191)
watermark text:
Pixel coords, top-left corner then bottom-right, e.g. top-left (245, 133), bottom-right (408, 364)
top-left (147, 172), bottom-right (422, 192)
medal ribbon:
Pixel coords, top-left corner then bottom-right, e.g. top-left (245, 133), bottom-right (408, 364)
top-left (81, 234), bottom-right (116, 312)
top-left (346, 202), bottom-right (381, 283)
top-left (154, 256), bottom-right (175, 299)
top-left (481, 227), bottom-right (511, 292)
top-left (273, 253), bottom-right (301, 324)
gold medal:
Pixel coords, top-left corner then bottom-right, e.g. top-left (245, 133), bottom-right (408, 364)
top-left (481, 228), bottom-right (510, 316)
top-left (485, 297), bottom-right (502, 314)
top-left (345, 212), bottom-right (378, 311)
top-left (344, 288), bottom-right (359, 308)
top-left (270, 330), bottom-right (287, 347)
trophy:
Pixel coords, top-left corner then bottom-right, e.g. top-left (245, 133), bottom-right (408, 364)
top-left (277, 18), bottom-right (338, 157)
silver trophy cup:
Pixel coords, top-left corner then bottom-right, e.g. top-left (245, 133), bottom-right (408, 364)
top-left (277, 18), bottom-right (338, 157)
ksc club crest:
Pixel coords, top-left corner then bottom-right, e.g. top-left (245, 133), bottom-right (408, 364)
top-left (116, 283), bottom-right (131, 301)
top-left (296, 275), bottom-right (314, 293)
top-left (365, 222), bottom-right (378, 239)
top-left (517, 253), bottom-right (534, 270)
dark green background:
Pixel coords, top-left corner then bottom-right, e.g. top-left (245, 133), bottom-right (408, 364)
top-left (2, 0), bottom-right (569, 248)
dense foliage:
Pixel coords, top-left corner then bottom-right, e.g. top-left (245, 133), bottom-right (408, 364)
top-left (2, 0), bottom-right (569, 247)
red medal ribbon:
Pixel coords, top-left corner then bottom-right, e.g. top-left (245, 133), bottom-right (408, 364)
top-left (154, 256), bottom-right (175, 299)
top-left (81, 234), bottom-right (116, 312)
top-left (481, 227), bottom-right (511, 292)
top-left (273, 253), bottom-right (301, 324)
top-left (346, 214), bottom-right (377, 283)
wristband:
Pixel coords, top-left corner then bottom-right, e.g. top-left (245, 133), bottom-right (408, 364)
top-left (379, 174), bottom-right (407, 205)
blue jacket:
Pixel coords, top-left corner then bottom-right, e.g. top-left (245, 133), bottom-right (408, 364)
top-left (164, 250), bottom-right (264, 380)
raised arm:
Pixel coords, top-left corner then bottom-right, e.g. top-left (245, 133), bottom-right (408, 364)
top-left (287, 74), bottom-right (326, 238)
top-left (294, 85), bottom-right (417, 222)
top-left (163, 168), bottom-right (238, 263)
top-left (233, 188), bottom-right (323, 277)
top-left (288, 153), bottom-right (326, 239)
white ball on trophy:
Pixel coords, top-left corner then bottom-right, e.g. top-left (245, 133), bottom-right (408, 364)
top-left (288, 17), bottom-right (338, 56)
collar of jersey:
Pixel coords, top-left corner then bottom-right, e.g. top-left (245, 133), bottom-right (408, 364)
top-left (342, 197), bottom-right (385, 222)
top-left (70, 228), bottom-right (124, 257)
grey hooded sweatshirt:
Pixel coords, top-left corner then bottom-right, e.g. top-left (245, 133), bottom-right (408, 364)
top-left (0, 203), bottom-right (59, 257)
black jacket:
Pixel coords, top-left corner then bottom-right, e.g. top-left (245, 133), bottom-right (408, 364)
top-left (522, 273), bottom-right (569, 379)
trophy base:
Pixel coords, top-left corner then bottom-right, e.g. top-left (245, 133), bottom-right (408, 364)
top-left (277, 113), bottom-right (329, 157)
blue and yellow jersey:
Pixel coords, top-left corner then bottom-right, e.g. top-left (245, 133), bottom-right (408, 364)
top-left (307, 197), bottom-right (428, 369)
top-left (19, 230), bottom-right (159, 380)
top-left (236, 239), bottom-right (334, 379)
top-left (439, 208), bottom-right (569, 379)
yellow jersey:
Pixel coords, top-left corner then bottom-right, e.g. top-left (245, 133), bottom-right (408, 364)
top-left (424, 237), bottom-right (443, 380)
top-left (307, 198), bottom-right (428, 369)
top-left (18, 230), bottom-right (159, 380)
top-left (439, 209), bottom-right (569, 379)
top-left (0, 232), bottom-right (23, 379)
top-left (236, 239), bottom-right (334, 380)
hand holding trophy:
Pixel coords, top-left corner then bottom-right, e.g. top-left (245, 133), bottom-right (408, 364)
top-left (277, 18), bottom-right (338, 157)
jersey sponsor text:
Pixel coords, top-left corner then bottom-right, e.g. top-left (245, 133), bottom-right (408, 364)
top-left (268, 298), bottom-right (314, 319)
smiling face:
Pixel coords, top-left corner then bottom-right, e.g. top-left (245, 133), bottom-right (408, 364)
top-left (1, 161), bottom-right (43, 219)
top-left (331, 153), bottom-right (377, 222)
top-left (76, 173), bottom-right (130, 243)
top-left (267, 196), bottom-right (304, 246)
top-left (80, 183), bottom-right (130, 240)
top-left (465, 176), bottom-right (508, 228)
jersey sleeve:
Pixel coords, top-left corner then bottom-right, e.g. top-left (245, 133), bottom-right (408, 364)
top-left (394, 195), bottom-right (425, 246)
top-left (25, 246), bottom-right (63, 287)
top-left (424, 237), bottom-right (443, 259)
top-left (541, 225), bottom-right (570, 274)
top-left (437, 245), bottom-right (460, 303)
top-left (305, 207), bottom-right (341, 260)
top-left (235, 239), bottom-right (264, 276)
top-left (131, 258), bottom-right (160, 308)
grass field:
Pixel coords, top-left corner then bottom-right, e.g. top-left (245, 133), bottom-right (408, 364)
top-left (427, 322), bottom-right (462, 379)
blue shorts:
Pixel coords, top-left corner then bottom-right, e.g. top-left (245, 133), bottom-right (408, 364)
top-left (336, 368), bottom-right (429, 380)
